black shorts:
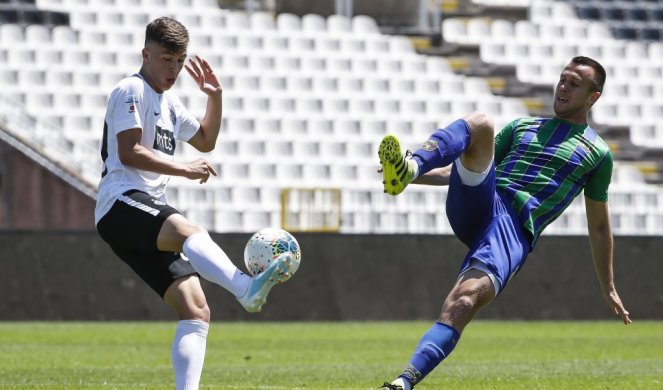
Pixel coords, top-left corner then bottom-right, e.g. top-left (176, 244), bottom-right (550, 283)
top-left (96, 189), bottom-right (197, 297)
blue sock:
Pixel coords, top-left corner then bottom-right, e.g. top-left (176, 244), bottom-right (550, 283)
top-left (412, 118), bottom-right (470, 176)
top-left (398, 322), bottom-right (460, 387)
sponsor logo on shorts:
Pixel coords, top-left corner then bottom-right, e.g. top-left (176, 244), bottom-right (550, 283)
top-left (420, 139), bottom-right (438, 152)
top-left (152, 199), bottom-right (166, 206)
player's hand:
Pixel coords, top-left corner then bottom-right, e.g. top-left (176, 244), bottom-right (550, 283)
top-left (184, 158), bottom-right (217, 184)
top-left (185, 55), bottom-right (222, 96)
top-left (606, 289), bottom-right (632, 325)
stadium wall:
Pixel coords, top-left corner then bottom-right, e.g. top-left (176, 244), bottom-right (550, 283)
top-left (0, 138), bottom-right (95, 230)
top-left (1, 231), bottom-right (660, 321)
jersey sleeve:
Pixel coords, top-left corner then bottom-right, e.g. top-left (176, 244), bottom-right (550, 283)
top-left (173, 96), bottom-right (201, 142)
top-left (111, 79), bottom-right (144, 133)
top-left (494, 118), bottom-right (517, 165)
top-left (584, 150), bottom-right (613, 202)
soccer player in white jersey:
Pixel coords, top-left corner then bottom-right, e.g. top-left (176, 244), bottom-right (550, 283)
top-left (95, 17), bottom-right (294, 389)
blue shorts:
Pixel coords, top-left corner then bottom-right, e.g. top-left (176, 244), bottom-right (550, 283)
top-left (445, 160), bottom-right (531, 295)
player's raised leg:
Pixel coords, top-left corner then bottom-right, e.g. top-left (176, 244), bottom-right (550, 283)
top-left (378, 112), bottom-right (493, 196)
top-left (158, 214), bottom-right (291, 313)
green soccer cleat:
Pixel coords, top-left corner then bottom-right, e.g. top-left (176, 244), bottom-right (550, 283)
top-left (378, 134), bottom-right (415, 196)
top-left (237, 252), bottom-right (294, 313)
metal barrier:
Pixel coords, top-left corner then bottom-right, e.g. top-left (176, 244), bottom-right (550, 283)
top-left (281, 187), bottom-right (341, 232)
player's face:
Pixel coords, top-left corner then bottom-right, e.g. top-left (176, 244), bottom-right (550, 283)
top-left (141, 41), bottom-right (187, 93)
top-left (553, 63), bottom-right (601, 124)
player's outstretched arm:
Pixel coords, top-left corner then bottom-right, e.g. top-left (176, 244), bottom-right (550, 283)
top-left (186, 55), bottom-right (223, 153)
top-left (117, 128), bottom-right (217, 184)
top-left (412, 166), bottom-right (452, 186)
top-left (585, 197), bottom-right (632, 324)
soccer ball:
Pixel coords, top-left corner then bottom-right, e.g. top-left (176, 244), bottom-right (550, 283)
top-left (244, 227), bottom-right (301, 276)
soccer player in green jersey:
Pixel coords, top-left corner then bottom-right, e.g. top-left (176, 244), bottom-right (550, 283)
top-left (378, 56), bottom-right (632, 390)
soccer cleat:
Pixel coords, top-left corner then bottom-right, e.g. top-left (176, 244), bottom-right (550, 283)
top-left (237, 252), bottom-right (294, 313)
top-left (379, 378), bottom-right (411, 390)
top-left (378, 134), bottom-right (415, 196)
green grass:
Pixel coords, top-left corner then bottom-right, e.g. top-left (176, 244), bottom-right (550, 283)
top-left (0, 321), bottom-right (661, 389)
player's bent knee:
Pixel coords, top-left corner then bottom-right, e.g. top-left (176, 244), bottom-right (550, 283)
top-left (164, 276), bottom-right (211, 322)
top-left (450, 293), bottom-right (477, 314)
top-left (158, 214), bottom-right (207, 252)
top-left (171, 297), bottom-right (210, 322)
top-left (465, 112), bottom-right (495, 140)
top-left (189, 302), bottom-right (211, 323)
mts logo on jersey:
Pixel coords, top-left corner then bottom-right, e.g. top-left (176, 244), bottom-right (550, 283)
top-left (153, 125), bottom-right (176, 155)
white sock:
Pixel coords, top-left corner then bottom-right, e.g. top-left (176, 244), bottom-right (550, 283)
top-left (393, 377), bottom-right (412, 390)
top-left (172, 320), bottom-right (209, 390)
top-left (407, 157), bottom-right (419, 180)
top-left (182, 232), bottom-right (250, 297)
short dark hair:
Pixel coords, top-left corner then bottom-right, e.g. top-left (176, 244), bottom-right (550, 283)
top-left (145, 17), bottom-right (189, 55)
top-left (571, 56), bottom-right (606, 93)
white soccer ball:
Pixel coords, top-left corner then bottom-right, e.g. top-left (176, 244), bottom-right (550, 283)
top-left (244, 227), bottom-right (301, 276)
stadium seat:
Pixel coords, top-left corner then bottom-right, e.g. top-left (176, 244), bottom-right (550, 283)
top-left (250, 12), bottom-right (275, 31)
top-left (491, 19), bottom-right (515, 40)
top-left (639, 27), bottom-right (660, 42)
top-left (352, 15), bottom-right (379, 34)
top-left (389, 36), bottom-right (415, 54)
top-left (613, 25), bottom-right (638, 40)
top-left (302, 13), bottom-right (326, 32)
top-left (600, 5), bottom-right (626, 22)
top-left (0, 24), bottom-right (24, 45)
top-left (442, 18), bottom-right (467, 45)
top-left (277, 13), bottom-right (301, 31)
top-left (327, 14), bottom-right (351, 33)
top-left (576, 4), bottom-right (601, 21)
top-left (364, 36), bottom-right (390, 53)
top-left (225, 11), bottom-right (249, 30)
top-left (467, 18), bottom-right (491, 43)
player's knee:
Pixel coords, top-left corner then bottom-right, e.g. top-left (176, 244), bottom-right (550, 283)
top-left (450, 293), bottom-right (477, 314)
top-left (466, 111), bottom-right (495, 141)
top-left (180, 300), bottom-right (210, 323)
top-left (448, 282), bottom-right (489, 313)
top-left (192, 302), bottom-right (211, 323)
top-left (182, 222), bottom-right (206, 237)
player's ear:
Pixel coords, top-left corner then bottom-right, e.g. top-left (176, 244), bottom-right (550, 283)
top-left (587, 90), bottom-right (601, 107)
top-left (142, 48), bottom-right (150, 63)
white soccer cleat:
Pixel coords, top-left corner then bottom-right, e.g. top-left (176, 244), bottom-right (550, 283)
top-left (237, 252), bottom-right (294, 313)
top-left (380, 378), bottom-right (411, 390)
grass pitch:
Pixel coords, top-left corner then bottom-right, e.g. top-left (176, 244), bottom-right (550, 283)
top-left (0, 321), bottom-right (661, 389)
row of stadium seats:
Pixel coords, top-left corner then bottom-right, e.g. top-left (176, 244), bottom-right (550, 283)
top-left (573, 1), bottom-right (663, 22)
